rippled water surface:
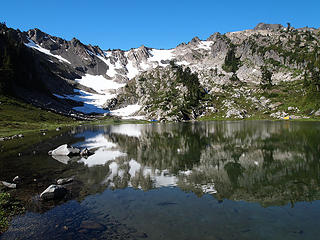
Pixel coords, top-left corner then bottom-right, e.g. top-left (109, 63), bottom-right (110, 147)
top-left (1, 121), bottom-right (320, 240)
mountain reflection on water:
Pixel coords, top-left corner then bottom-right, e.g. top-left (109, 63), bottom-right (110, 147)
top-left (61, 121), bottom-right (320, 207)
top-left (2, 121), bottom-right (320, 240)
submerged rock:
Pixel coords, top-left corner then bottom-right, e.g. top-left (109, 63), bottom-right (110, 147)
top-left (80, 220), bottom-right (106, 231)
top-left (40, 184), bottom-right (67, 200)
top-left (131, 232), bottom-right (148, 238)
top-left (48, 144), bottom-right (80, 156)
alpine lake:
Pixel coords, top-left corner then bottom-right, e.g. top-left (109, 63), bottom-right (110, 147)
top-left (1, 120), bottom-right (320, 240)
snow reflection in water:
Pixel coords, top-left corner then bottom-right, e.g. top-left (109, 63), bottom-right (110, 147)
top-left (72, 124), bottom-right (184, 190)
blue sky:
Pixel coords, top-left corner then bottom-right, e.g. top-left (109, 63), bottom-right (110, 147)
top-left (2, 0), bottom-right (319, 50)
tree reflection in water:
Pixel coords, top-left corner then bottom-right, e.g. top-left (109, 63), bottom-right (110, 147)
top-left (71, 121), bottom-right (320, 207)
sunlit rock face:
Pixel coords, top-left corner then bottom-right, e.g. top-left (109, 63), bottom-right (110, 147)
top-left (46, 121), bottom-right (320, 207)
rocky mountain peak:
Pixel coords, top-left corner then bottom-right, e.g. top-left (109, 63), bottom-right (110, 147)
top-left (207, 32), bottom-right (221, 41)
top-left (190, 36), bottom-right (201, 45)
top-left (253, 23), bottom-right (284, 31)
top-left (27, 28), bottom-right (49, 43)
top-left (2, 22), bottom-right (320, 121)
top-left (0, 22), bottom-right (8, 32)
top-left (71, 37), bottom-right (82, 47)
top-left (176, 42), bottom-right (187, 48)
top-left (127, 45), bottom-right (151, 62)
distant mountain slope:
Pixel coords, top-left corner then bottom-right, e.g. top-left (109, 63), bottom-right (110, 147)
top-left (0, 22), bottom-right (320, 120)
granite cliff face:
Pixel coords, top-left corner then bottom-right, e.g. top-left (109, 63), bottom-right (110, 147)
top-left (0, 22), bottom-right (320, 120)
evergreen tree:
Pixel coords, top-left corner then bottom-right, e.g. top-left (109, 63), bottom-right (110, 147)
top-left (260, 66), bottom-right (273, 88)
top-left (222, 45), bottom-right (241, 73)
top-left (170, 62), bottom-right (206, 120)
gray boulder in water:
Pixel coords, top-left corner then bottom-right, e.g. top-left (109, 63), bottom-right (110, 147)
top-left (48, 144), bottom-right (80, 156)
top-left (40, 184), bottom-right (67, 200)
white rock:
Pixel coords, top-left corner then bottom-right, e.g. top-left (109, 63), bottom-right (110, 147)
top-left (57, 177), bottom-right (74, 185)
top-left (49, 144), bottom-right (80, 156)
top-left (1, 181), bottom-right (16, 189)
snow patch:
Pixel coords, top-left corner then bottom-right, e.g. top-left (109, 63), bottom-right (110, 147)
top-left (126, 60), bottom-right (140, 79)
top-left (25, 39), bottom-right (71, 64)
top-left (176, 60), bottom-right (190, 66)
top-left (99, 57), bottom-right (123, 78)
top-left (111, 104), bottom-right (141, 117)
top-left (149, 49), bottom-right (174, 67)
top-left (140, 61), bottom-right (150, 70)
top-left (54, 74), bottom-right (125, 114)
top-left (75, 74), bottom-right (125, 93)
top-left (197, 41), bottom-right (213, 50)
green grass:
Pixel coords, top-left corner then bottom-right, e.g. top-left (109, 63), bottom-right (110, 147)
top-left (0, 95), bottom-right (78, 137)
top-left (0, 192), bottom-right (25, 234)
top-left (268, 81), bottom-right (320, 115)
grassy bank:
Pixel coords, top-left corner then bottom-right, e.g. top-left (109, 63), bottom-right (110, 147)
top-left (0, 95), bottom-right (80, 137)
top-left (0, 192), bottom-right (25, 234)
top-left (0, 96), bottom-right (152, 138)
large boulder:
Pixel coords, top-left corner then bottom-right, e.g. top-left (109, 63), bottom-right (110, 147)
top-left (40, 185), bottom-right (67, 200)
top-left (1, 181), bottom-right (16, 189)
top-left (48, 144), bottom-right (80, 156)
